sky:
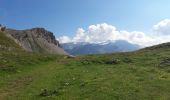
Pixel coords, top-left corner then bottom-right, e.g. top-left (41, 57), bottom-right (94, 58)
top-left (1, 0), bottom-right (170, 46)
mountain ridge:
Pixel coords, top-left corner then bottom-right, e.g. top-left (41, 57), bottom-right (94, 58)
top-left (4, 28), bottom-right (67, 55)
top-left (61, 40), bottom-right (140, 55)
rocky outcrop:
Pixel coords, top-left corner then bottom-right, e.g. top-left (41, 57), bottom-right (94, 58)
top-left (0, 24), bottom-right (6, 32)
top-left (159, 57), bottom-right (170, 67)
top-left (5, 28), bottom-right (68, 55)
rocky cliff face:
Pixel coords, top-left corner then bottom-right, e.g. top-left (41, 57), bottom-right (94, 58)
top-left (5, 28), bottom-right (68, 55)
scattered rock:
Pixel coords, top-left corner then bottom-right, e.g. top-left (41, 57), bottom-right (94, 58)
top-left (81, 60), bottom-right (91, 65)
top-left (159, 57), bottom-right (170, 67)
top-left (80, 82), bottom-right (88, 87)
top-left (105, 58), bottom-right (121, 64)
top-left (80, 83), bottom-right (86, 87)
top-left (0, 65), bottom-right (17, 72)
top-left (80, 58), bottom-right (122, 65)
top-left (39, 89), bottom-right (59, 97)
top-left (160, 75), bottom-right (168, 79)
top-left (65, 82), bottom-right (69, 86)
top-left (122, 57), bottom-right (132, 63)
top-left (39, 89), bottom-right (48, 96)
top-left (64, 55), bottom-right (76, 59)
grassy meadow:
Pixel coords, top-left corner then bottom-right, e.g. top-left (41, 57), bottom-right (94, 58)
top-left (0, 32), bottom-right (170, 100)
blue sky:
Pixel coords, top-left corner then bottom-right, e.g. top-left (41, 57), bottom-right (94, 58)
top-left (0, 0), bottom-right (170, 40)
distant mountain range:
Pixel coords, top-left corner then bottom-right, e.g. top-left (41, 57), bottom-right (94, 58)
top-left (61, 40), bottom-right (140, 55)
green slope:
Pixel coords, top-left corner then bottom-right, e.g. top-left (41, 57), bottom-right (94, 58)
top-left (0, 31), bottom-right (170, 100)
top-left (0, 32), bottom-right (22, 50)
top-left (0, 31), bottom-right (61, 76)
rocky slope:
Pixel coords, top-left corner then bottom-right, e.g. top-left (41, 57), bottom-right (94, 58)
top-left (5, 28), bottom-right (67, 55)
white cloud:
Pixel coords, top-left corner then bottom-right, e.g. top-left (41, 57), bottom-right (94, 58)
top-left (58, 20), bottom-right (170, 47)
top-left (153, 19), bottom-right (170, 35)
top-left (58, 36), bottom-right (71, 43)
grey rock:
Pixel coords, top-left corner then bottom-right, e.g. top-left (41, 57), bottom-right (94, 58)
top-left (5, 28), bottom-right (68, 55)
top-left (159, 57), bottom-right (170, 67)
top-left (0, 24), bottom-right (6, 32)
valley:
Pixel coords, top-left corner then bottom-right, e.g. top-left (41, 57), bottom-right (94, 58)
top-left (0, 31), bottom-right (170, 100)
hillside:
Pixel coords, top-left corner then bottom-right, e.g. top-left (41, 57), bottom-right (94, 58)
top-left (5, 28), bottom-right (67, 55)
top-left (0, 31), bottom-right (170, 100)
top-left (0, 31), bottom-right (22, 51)
top-left (0, 31), bottom-right (62, 74)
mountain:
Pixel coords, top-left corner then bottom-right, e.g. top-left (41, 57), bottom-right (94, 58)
top-left (4, 28), bottom-right (67, 55)
top-left (1, 29), bottom-right (170, 99)
top-left (0, 30), bottom-right (23, 52)
top-left (61, 40), bottom-right (140, 55)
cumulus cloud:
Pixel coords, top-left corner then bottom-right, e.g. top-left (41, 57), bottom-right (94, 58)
top-left (153, 19), bottom-right (170, 35)
top-left (58, 20), bottom-right (170, 47)
top-left (58, 36), bottom-right (71, 43)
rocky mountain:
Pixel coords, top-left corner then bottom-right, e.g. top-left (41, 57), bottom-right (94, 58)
top-left (4, 28), bottom-right (67, 55)
top-left (61, 40), bottom-right (140, 55)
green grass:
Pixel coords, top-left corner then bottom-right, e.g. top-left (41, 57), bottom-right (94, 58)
top-left (0, 32), bottom-right (170, 100)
